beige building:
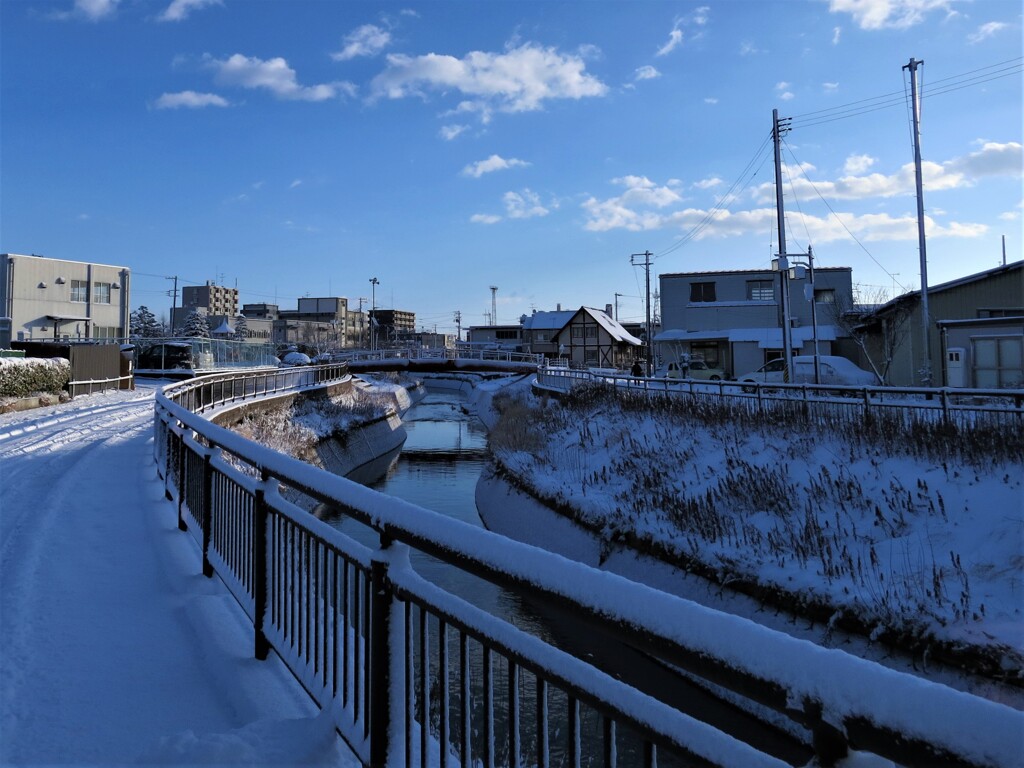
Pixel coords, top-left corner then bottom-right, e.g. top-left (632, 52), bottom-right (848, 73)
top-left (1, 253), bottom-right (131, 347)
top-left (171, 282), bottom-right (239, 331)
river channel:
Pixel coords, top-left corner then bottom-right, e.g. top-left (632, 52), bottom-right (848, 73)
top-left (320, 383), bottom-right (810, 765)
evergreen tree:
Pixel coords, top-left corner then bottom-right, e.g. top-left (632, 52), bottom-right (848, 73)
top-left (182, 309), bottom-right (211, 339)
top-left (130, 306), bottom-right (162, 338)
top-left (232, 314), bottom-right (249, 342)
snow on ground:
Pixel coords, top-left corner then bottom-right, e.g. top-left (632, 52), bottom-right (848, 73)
top-left (0, 381), bottom-right (358, 766)
top-left (481, 376), bottom-right (1024, 682)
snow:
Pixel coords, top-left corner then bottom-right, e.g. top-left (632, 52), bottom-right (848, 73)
top-left (3, 372), bottom-right (1023, 767)
top-left (0, 382), bottom-right (358, 766)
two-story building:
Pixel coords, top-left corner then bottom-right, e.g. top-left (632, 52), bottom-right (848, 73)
top-left (521, 310), bottom-right (575, 359)
top-left (1, 253), bottom-right (131, 346)
top-left (656, 267), bottom-right (854, 378)
top-left (550, 306), bottom-right (642, 369)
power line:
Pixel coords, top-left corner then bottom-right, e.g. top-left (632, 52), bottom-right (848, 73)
top-left (654, 131), bottom-right (774, 260)
top-left (790, 59), bottom-right (1021, 130)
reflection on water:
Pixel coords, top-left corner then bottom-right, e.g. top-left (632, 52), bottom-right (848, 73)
top-left (320, 386), bottom-right (809, 766)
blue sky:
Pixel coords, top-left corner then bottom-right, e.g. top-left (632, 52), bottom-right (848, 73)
top-left (1, 0), bottom-right (1021, 333)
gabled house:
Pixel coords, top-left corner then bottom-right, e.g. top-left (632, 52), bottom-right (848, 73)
top-left (854, 260), bottom-right (1022, 387)
top-left (521, 310), bottom-right (575, 359)
top-left (655, 267), bottom-right (855, 378)
top-left (551, 306), bottom-right (642, 369)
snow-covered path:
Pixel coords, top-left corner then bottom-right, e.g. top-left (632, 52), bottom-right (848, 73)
top-left (0, 385), bottom-right (355, 765)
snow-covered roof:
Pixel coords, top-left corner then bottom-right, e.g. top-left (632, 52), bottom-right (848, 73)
top-left (522, 311), bottom-right (575, 331)
top-left (212, 320), bottom-right (235, 335)
top-left (582, 307), bottom-right (643, 345)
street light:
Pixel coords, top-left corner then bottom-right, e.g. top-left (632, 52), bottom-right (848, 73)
top-left (773, 245), bottom-right (820, 384)
top-left (369, 278), bottom-right (379, 352)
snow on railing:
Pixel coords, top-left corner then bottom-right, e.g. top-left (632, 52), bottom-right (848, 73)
top-left (535, 363), bottom-right (1024, 422)
top-left (152, 365), bottom-right (1022, 768)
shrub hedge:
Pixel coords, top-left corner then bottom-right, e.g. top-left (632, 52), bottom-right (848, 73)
top-left (0, 357), bottom-right (72, 398)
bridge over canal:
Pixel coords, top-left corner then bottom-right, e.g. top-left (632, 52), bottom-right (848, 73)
top-left (153, 362), bottom-right (1021, 768)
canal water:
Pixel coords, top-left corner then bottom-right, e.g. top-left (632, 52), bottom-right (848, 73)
top-left (322, 384), bottom-right (809, 766)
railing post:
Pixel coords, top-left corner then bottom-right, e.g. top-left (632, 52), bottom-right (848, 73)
top-left (369, 539), bottom-right (395, 768)
top-left (253, 470), bottom-right (270, 660)
top-left (201, 448), bottom-right (216, 578)
top-left (176, 428), bottom-right (187, 531)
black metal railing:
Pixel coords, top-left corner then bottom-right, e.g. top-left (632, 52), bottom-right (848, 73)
top-left (153, 366), bottom-right (1022, 768)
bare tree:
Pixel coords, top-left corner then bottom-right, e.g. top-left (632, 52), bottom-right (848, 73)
top-left (299, 321), bottom-right (331, 357)
top-left (829, 285), bottom-right (912, 385)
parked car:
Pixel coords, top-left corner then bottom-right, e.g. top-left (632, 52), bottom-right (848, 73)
top-left (279, 351), bottom-right (312, 367)
top-left (736, 355), bottom-right (877, 386)
top-left (657, 360), bottom-right (726, 381)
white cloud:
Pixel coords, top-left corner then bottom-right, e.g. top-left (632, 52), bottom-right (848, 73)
top-left (634, 65), bottom-right (661, 81)
top-left (828, 0), bottom-right (954, 30)
top-left (461, 154), bottom-right (530, 178)
top-left (776, 82), bottom-right (794, 101)
top-left (370, 43), bottom-right (608, 119)
top-left (158, 0), bottom-right (221, 22)
top-left (844, 153), bottom-right (876, 174)
top-left (754, 142), bottom-right (1022, 203)
top-left (823, 82), bottom-right (839, 93)
top-left (52, 0), bottom-right (119, 21)
top-left (331, 24), bottom-right (392, 61)
top-left (740, 41), bottom-right (762, 56)
top-left (439, 124), bottom-right (469, 141)
top-left (580, 171), bottom-right (989, 243)
top-left (832, 26), bottom-right (841, 45)
top-left (968, 21), bottom-right (1008, 44)
top-left (704, 97), bottom-right (718, 104)
top-left (998, 210), bottom-right (1020, 221)
top-left (504, 189), bottom-right (549, 219)
top-left (470, 213), bottom-right (502, 225)
top-left (655, 27), bottom-right (683, 57)
top-left (289, 179), bottom-right (302, 189)
top-left (154, 90), bottom-right (229, 109)
top-left (693, 177), bottom-right (723, 190)
top-left (203, 53), bottom-right (357, 101)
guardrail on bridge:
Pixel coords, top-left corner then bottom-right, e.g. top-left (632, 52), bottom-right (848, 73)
top-left (153, 364), bottom-right (1021, 768)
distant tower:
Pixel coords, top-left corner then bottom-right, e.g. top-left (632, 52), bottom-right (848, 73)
top-left (489, 286), bottom-right (498, 326)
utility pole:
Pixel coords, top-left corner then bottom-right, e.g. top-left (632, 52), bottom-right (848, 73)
top-left (369, 277), bottom-right (379, 352)
top-left (489, 286), bottom-right (498, 326)
top-left (1002, 235), bottom-right (1007, 266)
top-left (454, 310), bottom-right (462, 343)
top-left (614, 292), bottom-right (623, 321)
top-left (772, 109), bottom-right (795, 382)
top-left (630, 251), bottom-right (653, 376)
top-left (357, 297), bottom-right (367, 348)
top-left (904, 57), bottom-right (932, 387)
top-left (165, 275), bottom-right (179, 335)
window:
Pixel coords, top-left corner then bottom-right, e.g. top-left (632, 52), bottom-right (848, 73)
top-left (584, 349), bottom-right (599, 364)
top-left (814, 288), bottom-right (836, 304)
top-left (973, 337), bottom-right (1024, 388)
top-left (689, 282), bottom-right (716, 302)
top-left (585, 325), bottom-right (598, 339)
top-left (495, 329), bottom-right (519, 340)
top-left (70, 280), bottom-right (88, 303)
top-left (978, 308), bottom-right (1024, 318)
top-left (572, 326), bottom-right (583, 339)
top-left (746, 280), bottom-right (774, 301)
top-left (93, 282), bottom-right (111, 304)
top-left (690, 342), bottom-right (720, 368)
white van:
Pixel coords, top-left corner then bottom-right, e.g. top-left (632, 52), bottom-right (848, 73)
top-left (737, 355), bottom-right (877, 386)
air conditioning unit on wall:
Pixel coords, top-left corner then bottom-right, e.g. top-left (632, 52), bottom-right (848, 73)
top-left (790, 318), bottom-right (801, 328)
